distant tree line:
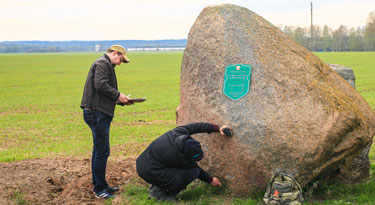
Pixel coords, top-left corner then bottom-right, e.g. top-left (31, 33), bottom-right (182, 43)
top-left (1, 11), bottom-right (375, 53)
top-left (280, 11), bottom-right (375, 51)
top-left (0, 39), bottom-right (187, 53)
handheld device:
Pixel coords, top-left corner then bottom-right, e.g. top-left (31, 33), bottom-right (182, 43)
top-left (119, 98), bottom-right (146, 106)
top-left (128, 98), bottom-right (146, 103)
top-left (223, 128), bottom-right (232, 137)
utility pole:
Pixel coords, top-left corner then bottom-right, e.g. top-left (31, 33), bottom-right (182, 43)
top-left (311, 2), bottom-right (313, 51)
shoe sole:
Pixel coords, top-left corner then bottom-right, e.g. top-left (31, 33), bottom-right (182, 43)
top-left (95, 193), bottom-right (116, 199)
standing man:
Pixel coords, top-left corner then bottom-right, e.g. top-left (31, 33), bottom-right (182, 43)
top-left (136, 122), bottom-right (232, 201)
top-left (81, 45), bottom-right (131, 199)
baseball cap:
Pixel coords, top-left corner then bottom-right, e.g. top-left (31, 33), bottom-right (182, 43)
top-left (107, 45), bottom-right (130, 63)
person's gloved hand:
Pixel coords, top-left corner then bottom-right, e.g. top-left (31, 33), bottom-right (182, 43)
top-left (219, 125), bottom-right (232, 137)
top-left (210, 177), bottom-right (222, 187)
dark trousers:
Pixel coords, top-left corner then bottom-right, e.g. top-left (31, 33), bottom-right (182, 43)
top-left (167, 167), bottom-right (200, 194)
top-left (83, 110), bottom-right (113, 193)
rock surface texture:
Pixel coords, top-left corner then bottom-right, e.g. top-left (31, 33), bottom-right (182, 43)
top-left (177, 4), bottom-right (375, 196)
top-left (328, 64), bottom-right (371, 183)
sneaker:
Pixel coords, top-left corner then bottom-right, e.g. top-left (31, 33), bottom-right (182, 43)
top-left (148, 185), bottom-right (166, 200)
top-left (148, 184), bottom-right (154, 192)
top-left (95, 189), bottom-right (115, 199)
top-left (148, 185), bottom-right (178, 202)
top-left (107, 186), bottom-right (119, 194)
top-left (163, 191), bottom-right (178, 202)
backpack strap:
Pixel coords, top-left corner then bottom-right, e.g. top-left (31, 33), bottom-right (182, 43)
top-left (277, 172), bottom-right (304, 202)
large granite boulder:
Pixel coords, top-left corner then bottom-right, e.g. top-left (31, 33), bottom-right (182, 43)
top-left (177, 4), bottom-right (375, 196)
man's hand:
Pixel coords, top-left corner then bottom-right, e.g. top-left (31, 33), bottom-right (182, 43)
top-left (219, 125), bottom-right (232, 137)
top-left (210, 177), bottom-right (222, 187)
top-left (117, 93), bottom-right (128, 104)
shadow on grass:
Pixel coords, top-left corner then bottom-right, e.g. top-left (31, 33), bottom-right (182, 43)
top-left (123, 180), bottom-right (260, 205)
top-left (124, 183), bottom-right (173, 205)
top-left (304, 163), bottom-right (375, 204)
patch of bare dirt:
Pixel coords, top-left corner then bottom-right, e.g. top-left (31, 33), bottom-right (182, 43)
top-left (0, 156), bottom-right (138, 204)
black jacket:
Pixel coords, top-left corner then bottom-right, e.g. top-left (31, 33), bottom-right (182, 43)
top-left (80, 54), bottom-right (120, 117)
top-left (136, 122), bottom-right (220, 192)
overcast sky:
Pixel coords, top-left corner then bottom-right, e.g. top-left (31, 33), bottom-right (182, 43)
top-left (0, 0), bottom-right (374, 41)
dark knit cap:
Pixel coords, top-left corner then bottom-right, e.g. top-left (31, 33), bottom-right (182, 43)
top-left (184, 139), bottom-right (204, 161)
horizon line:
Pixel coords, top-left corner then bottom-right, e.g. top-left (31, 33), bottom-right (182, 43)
top-left (0, 39), bottom-right (188, 43)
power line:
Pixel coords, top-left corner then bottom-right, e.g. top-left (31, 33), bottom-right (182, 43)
top-left (311, 2), bottom-right (313, 50)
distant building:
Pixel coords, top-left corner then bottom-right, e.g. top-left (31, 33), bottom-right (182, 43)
top-left (127, 47), bottom-right (185, 51)
top-left (95, 44), bottom-right (102, 52)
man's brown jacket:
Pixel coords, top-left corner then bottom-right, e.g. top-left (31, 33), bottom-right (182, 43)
top-left (81, 54), bottom-right (120, 117)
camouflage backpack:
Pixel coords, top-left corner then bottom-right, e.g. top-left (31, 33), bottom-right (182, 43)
top-left (263, 171), bottom-right (304, 205)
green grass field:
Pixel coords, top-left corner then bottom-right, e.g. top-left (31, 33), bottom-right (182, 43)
top-left (0, 52), bottom-right (182, 162)
top-left (315, 52), bottom-right (375, 109)
top-left (0, 51), bottom-right (374, 204)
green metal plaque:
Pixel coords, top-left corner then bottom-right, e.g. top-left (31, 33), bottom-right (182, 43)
top-left (223, 64), bottom-right (252, 101)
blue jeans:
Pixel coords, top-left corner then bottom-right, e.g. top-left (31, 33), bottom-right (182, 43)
top-left (83, 110), bottom-right (113, 193)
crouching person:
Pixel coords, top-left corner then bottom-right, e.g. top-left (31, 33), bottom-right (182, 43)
top-left (136, 122), bottom-right (232, 201)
